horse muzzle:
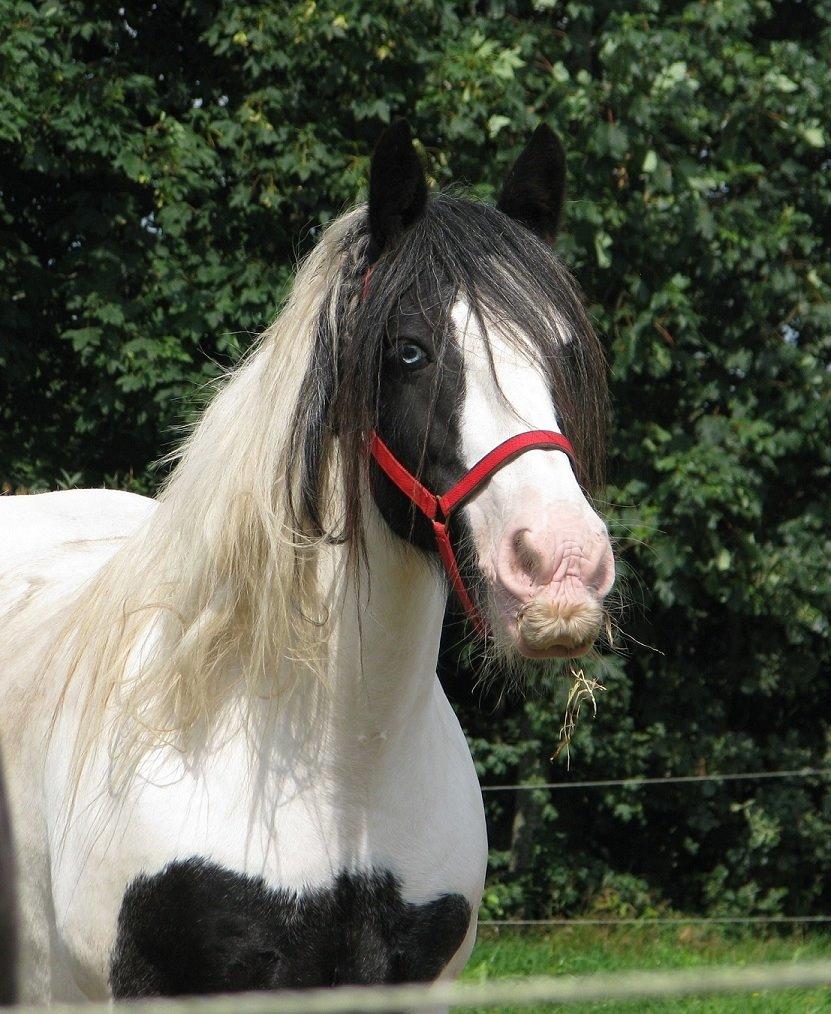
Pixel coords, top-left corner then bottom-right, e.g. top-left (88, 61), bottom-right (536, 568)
top-left (492, 513), bottom-right (615, 659)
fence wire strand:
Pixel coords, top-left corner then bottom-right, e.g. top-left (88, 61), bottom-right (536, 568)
top-left (480, 915), bottom-right (831, 926)
top-left (14, 960), bottom-right (831, 1013)
top-left (479, 766), bottom-right (831, 792)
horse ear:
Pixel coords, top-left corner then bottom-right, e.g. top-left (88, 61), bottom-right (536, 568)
top-left (498, 124), bottom-right (566, 245)
top-left (368, 120), bottom-right (428, 262)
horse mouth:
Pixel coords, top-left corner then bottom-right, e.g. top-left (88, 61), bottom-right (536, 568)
top-left (510, 597), bottom-right (603, 660)
top-left (515, 638), bottom-right (595, 660)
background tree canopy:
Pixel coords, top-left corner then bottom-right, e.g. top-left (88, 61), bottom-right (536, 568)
top-left (1, 0), bottom-right (829, 919)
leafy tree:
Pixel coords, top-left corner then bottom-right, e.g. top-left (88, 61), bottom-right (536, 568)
top-left (2, 0), bottom-right (829, 917)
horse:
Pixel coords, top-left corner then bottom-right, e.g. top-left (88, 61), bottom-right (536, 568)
top-left (0, 120), bottom-right (614, 1003)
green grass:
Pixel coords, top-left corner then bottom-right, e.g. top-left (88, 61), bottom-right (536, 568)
top-left (457, 926), bottom-right (831, 1012)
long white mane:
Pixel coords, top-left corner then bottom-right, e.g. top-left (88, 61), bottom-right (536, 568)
top-left (50, 208), bottom-right (363, 783)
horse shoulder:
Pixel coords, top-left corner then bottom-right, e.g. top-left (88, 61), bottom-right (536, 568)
top-left (0, 489), bottom-right (156, 558)
top-left (0, 489), bottom-right (157, 608)
top-left (0, 488), bottom-right (158, 733)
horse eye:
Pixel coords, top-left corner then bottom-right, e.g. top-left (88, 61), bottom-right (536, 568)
top-left (397, 342), bottom-right (428, 369)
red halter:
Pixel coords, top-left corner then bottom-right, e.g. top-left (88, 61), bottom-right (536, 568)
top-left (369, 430), bottom-right (576, 634)
top-left (361, 264), bottom-right (577, 633)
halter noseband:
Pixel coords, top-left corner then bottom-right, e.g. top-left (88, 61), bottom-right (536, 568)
top-left (369, 430), bottom-right (576, 634)
top-left (361, 264), bottom-right (577, 634)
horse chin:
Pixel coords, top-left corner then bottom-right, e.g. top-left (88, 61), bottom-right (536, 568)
top-left (499, 595), bottom-right (603, 661)
top-left (514, 639), bottom-right (594, 661)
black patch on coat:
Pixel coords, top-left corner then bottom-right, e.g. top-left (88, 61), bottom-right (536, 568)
top-left (109, 858), bottom-right (471, 998)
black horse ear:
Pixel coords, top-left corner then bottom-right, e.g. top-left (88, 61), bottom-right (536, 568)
top-left (368, 120), bottom-right (428, 263)
top-left (498, 124), bottom-right (566, 244)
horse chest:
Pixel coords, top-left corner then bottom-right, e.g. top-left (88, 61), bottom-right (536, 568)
top-left (49, 693), bottom-right (487, 997)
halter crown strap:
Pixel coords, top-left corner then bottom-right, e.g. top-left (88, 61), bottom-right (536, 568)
top-left (369, 429), bottom-right (576, 633)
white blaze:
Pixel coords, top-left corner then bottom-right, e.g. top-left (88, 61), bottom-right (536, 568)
top-left (454, 300), bottom-right (586, 554)
top-left (453, 299), bottom-right (613, 652)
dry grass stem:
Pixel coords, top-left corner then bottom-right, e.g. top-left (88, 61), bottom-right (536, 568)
top-left (551, 666), bottom-right (606, 770)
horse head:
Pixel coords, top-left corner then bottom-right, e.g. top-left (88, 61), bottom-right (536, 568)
top-left (331, 121), bottom-right (615, 660)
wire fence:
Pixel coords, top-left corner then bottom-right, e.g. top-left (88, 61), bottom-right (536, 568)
top-left (479, 766), bottom-right (831, 792)
top-left (13, 960), bottom-right (831, 1012)
top-left (477, 766), bottom-right (831, 928)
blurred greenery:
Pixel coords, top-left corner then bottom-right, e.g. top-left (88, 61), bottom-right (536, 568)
top-left (1, 1), bottom-right (829, 919)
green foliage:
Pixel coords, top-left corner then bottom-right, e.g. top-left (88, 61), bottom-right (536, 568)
top-left (1, 0), bottom-right (829, 917)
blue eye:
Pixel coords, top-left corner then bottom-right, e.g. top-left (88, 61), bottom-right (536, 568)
top-left (398, 342), bottom-right (428, 368)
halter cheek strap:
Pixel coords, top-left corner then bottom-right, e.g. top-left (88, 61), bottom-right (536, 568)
top-left (369, 430), bottom-right (576, 634)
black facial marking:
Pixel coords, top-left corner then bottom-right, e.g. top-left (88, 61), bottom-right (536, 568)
top-left (109, 859), bottom-right (471, 998)
top-left (372, 282), bottom-right (471, 557)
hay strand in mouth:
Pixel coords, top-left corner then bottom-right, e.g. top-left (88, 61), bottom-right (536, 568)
top-left (551, 666), bottom-right (605, 770)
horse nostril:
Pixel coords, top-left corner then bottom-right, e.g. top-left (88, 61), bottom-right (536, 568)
top-left (512, 529), bottom-right (539, 579)
top-left (511, 528), bottom-right (556, 586)
top-left (585, 538), bottom-right (616, 598)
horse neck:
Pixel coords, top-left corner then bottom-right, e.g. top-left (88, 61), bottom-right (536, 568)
top-left (330, 510), bottom-right (447, 730)
top-left (263, 509), bottom-right (447, 766)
